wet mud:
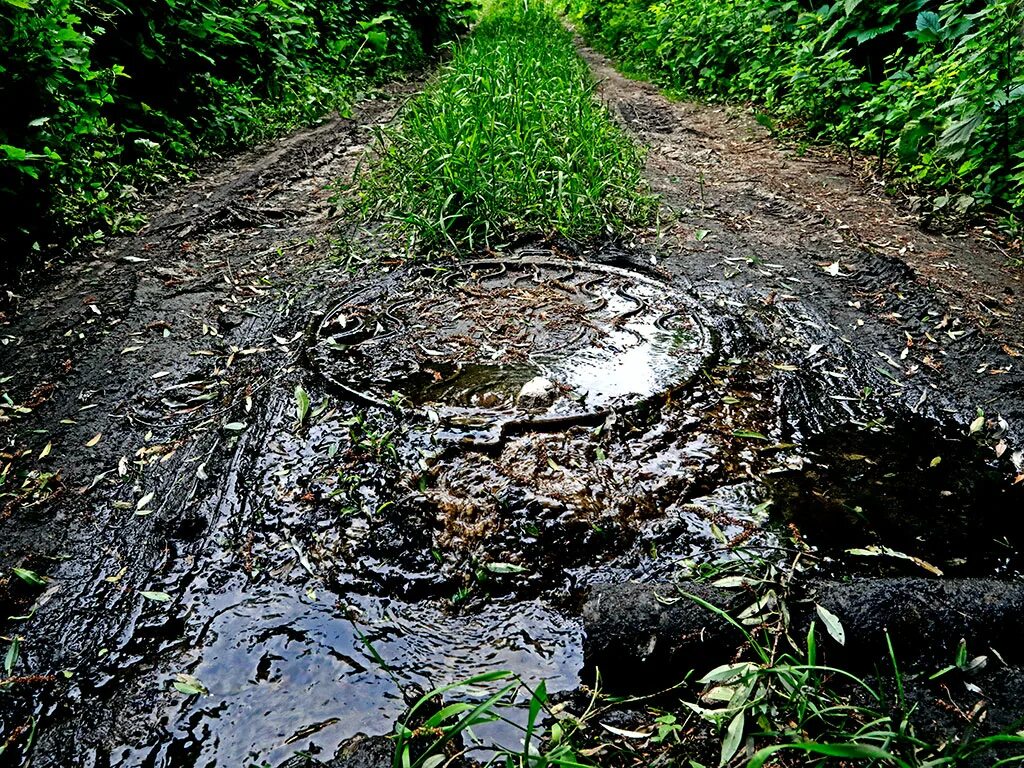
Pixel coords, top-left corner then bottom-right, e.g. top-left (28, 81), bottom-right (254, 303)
top-left (0, 48), bottom-right (1023, 767)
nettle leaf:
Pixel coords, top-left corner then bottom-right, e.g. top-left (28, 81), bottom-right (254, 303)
top-left (855, 23), bottom-right (897, 44)
top-left (0, 144), bottom-right (30, 161)
top-left (915, 11), bottom-right (941, 34)
top-left (364, 30), bottom-right (388, 50)
top-left (938, 113), bottom-right (985, 157)
top-left (898, 122), bottom-right (928, 160)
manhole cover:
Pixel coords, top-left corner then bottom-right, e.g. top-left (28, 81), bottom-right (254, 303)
top-left (310, 257), bottom-right (714, 441)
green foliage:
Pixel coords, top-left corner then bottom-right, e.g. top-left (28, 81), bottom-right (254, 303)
top-left (360, 0), bottom-right (655, 253)
top-left (393, 670), bottom-right (599, 768)
top-left (0, 0), bottom-right (476, 278)
top-left (568, 0), bottom-right (1024, 222)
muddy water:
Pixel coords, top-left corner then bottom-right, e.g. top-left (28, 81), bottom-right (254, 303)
top-left (110, 585), bottom-right (578, 766)
top-left (47, 258), bottom-right (720, 766)
top-left (770, 417), bottom-right (1024, 576)
top-left (7, 251), bottom-right (1024, 766)
top-left (54, 385), bottom-right (587, 767)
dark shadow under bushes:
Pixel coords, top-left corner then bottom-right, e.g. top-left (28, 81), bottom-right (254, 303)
top-left (0, 0), bottom-right (476, 285)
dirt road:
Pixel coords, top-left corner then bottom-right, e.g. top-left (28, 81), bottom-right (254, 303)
top-left (1, 48), bottom-right (1022, 766)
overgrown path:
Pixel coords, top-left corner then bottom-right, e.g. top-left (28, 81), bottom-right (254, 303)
top-left (0, 41), bottom-right (1022, 768)
top-left (582, 44), bottom-right (1024, 436)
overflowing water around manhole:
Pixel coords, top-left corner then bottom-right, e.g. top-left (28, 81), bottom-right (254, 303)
top-left (310, 257), bottom-right (714, 442)
top-left (23, 251), bottom-right (1024, 767)
top-left (109, 583), bottom-right (580, 767)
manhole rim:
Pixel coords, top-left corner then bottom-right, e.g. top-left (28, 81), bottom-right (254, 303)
top-left (308, 256), bottom-right (715, 437)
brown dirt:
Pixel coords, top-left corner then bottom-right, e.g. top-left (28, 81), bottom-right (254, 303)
top-left (581, 44), bottom-right (1024, 440)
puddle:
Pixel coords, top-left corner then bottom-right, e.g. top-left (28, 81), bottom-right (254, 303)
top-left (310, 258), bottom-right (713, 441)
top-left (109, 586), bottom-right (580, 767)
top-left (14, 250), bottom-right (1024, 766)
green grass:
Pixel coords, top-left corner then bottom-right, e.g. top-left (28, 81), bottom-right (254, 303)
top-left (387, 553), bottom-right (1024, 768)
top-left (360, 1), bottom-right (655, 253)
top-left (1, 1), bottom-right (475, 280)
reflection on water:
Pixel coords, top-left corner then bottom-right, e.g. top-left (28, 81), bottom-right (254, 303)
top-left (312, 259), bottom-right (713, 438)
top-left (112, 587), bottom-right (581, 767)
top-left (551, 287), bottom-right (695, 406)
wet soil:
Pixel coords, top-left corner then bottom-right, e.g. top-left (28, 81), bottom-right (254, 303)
top-left (0, 47), bottom-right (1023, 767)
top-left (582, 45), bottom-right (1024, 438)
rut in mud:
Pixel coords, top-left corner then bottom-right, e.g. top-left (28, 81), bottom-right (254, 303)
top-left (1, 44), bottom-right (1023, 767)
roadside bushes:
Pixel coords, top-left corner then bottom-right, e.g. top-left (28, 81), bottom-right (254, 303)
top-left (568, 0), bottom-right (1024, 222)
top-left (0, 0), bottom-right (475, 280)
top-left (360, 0), bottom-right (654, 252)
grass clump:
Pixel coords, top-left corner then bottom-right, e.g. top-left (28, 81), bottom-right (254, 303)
top-left (361, 1), bottom-right (655, 253)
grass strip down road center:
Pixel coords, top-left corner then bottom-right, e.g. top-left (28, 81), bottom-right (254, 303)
top-left (360, 0), bottom-right (655, 253)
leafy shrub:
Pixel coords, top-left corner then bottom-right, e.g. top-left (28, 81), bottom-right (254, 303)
top-left (568, 0), bottom-right (1024, 222)
top-left (0, 0), bottom-right (476, 281)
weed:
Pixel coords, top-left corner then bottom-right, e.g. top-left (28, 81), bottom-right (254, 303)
top-left (342, 413), bottom-right (398, 462)
top-left (393, 670), bottom-right (601, 768)
top-left (360, 0), bottom-right (655, 254)
top-left (675, 557), bottom-right (1024, 766)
